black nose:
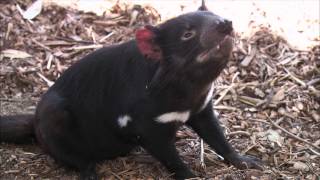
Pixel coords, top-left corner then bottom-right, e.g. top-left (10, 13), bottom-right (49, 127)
top-left (217, 19), bottom-right (233, 35)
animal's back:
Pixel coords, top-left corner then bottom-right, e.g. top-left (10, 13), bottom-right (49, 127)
top-left (45, 40), bottom-right (155, 122)
top-left (34, 40), bottom-right (155, 161)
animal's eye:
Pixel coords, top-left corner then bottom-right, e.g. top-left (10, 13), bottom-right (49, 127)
top-left (181, 30), bottom-right (196, 41)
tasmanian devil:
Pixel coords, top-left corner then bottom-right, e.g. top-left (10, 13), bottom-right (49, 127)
top-left (0, 2), bottom-right (262, 180)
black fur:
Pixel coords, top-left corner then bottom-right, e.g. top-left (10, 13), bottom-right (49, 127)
top-left (0, 115), bottom-right (34, 143)
top-left (0, 7), bottom-right (262, 180)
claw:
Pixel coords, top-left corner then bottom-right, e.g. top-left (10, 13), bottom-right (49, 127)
top-left (228, 154), bottom-right (264, 170)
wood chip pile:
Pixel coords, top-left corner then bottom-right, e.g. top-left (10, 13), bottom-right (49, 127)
top-left (0, 1), bottom-right (319, 179)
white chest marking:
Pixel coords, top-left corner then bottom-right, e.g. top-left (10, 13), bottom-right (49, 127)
top-left (118, 115), bottom-right (132, 128)
top-left (199, 84), bottom-right (214, 112)
top-left (155, 111), bottom-right (190, 123)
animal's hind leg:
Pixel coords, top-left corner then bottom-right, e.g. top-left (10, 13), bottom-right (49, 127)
top-left (35, 93), bottom-right (97, 179)
top-left (45, 139), bottom-right (98, 180)
top-left (49, 145), bottom-right (98, 179)
top-left (79, 163), bottom-right (98, 180)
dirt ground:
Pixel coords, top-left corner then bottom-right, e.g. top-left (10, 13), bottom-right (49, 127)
top-left (1, 0), bottom-right (319, 179)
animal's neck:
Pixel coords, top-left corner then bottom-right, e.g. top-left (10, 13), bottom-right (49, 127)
top-left (147, 66), bottom-right (215, 111)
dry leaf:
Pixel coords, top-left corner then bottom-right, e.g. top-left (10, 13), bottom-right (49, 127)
top-left (293, 161), bottom-right (310, 172)
top-left (258, 129), bottom-right (283, 147)
top-left (272, 88), bottom-right (285, 102)
top-left (241, 46), bottom-right (256, 67)
top-left (16, 0), bottom-right (43, 20)
top-left (254, 88), bottom-right (265, 98)
top-left (2, 49), bottom-right (32, 59)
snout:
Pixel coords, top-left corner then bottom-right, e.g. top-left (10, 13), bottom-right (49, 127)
top-left (197, 17), bottom-right (234, 62)
top-left (216, 19), bottom-right (233, 35)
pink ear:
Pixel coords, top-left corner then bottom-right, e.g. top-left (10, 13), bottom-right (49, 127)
top-left (135, 26), bottom-right (162, 61)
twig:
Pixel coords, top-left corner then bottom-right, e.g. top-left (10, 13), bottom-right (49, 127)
top-left (213, 105), bottom-right (239, 111)
top-left (37, 72), bottom-right (54, 87)
top-left (309, 148), bottom-right (320, 156)
top-left (0, 98), bottom-right (37, 102)
top-left (46, 53), bottom-right (54, 70)
top-left (55, 36), bottom-right (93, 44)
top-left (129, 9), bottom-right (139, 26)
top-left (238, 95), bottom-right (263, 106)
top-left (227, 131), bottom-right (251, 137)
top-left (110, 171), bottom-right (122, 180)
top-left (249, 118), bottom-right (271, 125)
top-left (116, 169), bottom-right (131, 176)
top-left (99, 32), bottom-right (114, 43)
top-left (93, 20), bottom-right (118, 26)
top-left (54, 57), bottom-right (62, 73)
top-left (206, 149), bottom-right (224, 160)
top-left (5, 22), bottom-right (12, 40)
top-left (200, 139), bottom-right (206, 169)
top-left (269, 119), bottom-right (320, 152)
top-left (283, 67), bottom-right (306, 87)
top-left (240, 45), bottom-right (256, 67)
top-left (4, 170), bottom-right (20, 174)
top-left (32, 38), bottom-right (52, 52)
top-left (65, 44), bottom-right (103, 51)
top-left (214, 72), bottom-right (239, 105)
top-left (242, 144), bottom-right (258, 154)
top-left (278, 52), bottom-right (299, 65)
top-left (284, 68), bottom-right (320, 96)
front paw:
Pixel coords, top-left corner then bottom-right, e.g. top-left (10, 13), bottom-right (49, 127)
top-left (228, 154), bottom-right (263, 170)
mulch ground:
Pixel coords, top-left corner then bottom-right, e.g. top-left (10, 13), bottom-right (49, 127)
top-left (0, 1), bottom-right (319, 179)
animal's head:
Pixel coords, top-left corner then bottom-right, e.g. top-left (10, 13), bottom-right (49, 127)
top-left (135, 1), bottom-right (233, 81)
